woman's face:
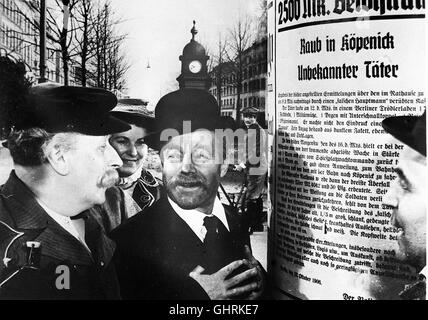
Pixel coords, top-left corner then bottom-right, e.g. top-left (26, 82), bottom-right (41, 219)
top-left (109, 124), bottom-right (149, 177)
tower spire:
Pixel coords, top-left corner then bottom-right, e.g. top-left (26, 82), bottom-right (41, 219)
top-left (191, 20), bottom-right (198, 41)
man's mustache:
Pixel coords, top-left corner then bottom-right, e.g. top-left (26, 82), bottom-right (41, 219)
top-left (173, 174), bottom-right (205, 188)
top-left (98, 168), bottom-right (120, 188)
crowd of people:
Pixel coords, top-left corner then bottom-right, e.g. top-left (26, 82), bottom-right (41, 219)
top-left (0, 55), bottom-right (266, 299)
top-left (0, 53), bottom-right (426, 300)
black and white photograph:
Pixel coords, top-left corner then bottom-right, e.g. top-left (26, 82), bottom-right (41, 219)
top-left (0, 0), bottom-right (426, 310)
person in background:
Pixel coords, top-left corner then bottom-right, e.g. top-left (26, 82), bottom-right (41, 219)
top-left (234, 106), bottom-right (268, 233)
top-left (382, 111), bottom-right (426, 300)
top-left (95, 99), bottom-right (161, 233)
top-left (0, 55), bottom-right (130, 299)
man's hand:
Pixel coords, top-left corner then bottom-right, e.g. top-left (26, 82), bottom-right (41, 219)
top-left (243, 245), bottom-right (266, 300)
top-left (189, 259), bottom-right (259, 300)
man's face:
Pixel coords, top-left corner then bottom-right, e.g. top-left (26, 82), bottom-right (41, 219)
top-left (160, 130), bottom-right (227, 213)
top-left (66, 134), bottom-right (123, 207)
top-left (383, 146), bottom-right (426, 270)
top-left (109, 124), bottom-right (149, 177)
top-left (243, 113), bottom-right (257, 127)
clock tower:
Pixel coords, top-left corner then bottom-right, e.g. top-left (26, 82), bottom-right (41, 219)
top-left (177, 21), bottom-right (210, 90)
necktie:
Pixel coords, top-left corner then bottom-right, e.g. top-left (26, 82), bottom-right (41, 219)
top-left (203, 216), bottom-right (229, 273)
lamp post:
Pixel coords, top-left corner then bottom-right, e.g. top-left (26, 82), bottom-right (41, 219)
top-left (60, 0), bottom-right (70, 85)
top-left (38, 0), bottom-right (47, 83)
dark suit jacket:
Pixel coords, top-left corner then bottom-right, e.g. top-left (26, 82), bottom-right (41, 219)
top-left (111, 194), bottom-right (252, 300)
top-left (0, 171), bottom-right (120, 299)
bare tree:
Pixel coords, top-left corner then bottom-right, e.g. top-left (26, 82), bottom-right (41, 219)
top-left (56, 0), bottom-right (80, 85)
top-left (256, 0), bottom-right (268, 41)
top-left (1, 0), bottom-right (80, 85)
top-left (71, 0), bottom-right (95, 86)
top-left (226, 15), bottom-right (254, 123)
top-left (106, 40), bottom-right (130, 91)
top-left (208, 33), bottom-right (230, 109)
top-left (89, 1), bottom-right (129, 91)
top-left (1, 0), bottom-right (130, 89)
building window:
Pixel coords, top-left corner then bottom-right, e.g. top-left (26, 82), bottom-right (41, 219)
top-left (0, 25), bottom-right (5, 45)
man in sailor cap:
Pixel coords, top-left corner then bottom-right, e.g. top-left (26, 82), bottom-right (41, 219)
top-left (0, 55), bottom-right (130, 299)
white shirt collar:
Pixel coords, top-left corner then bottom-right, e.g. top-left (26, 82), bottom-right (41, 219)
top-left (420, 266), bottom-right (427, 278)
top-left (118, 165), bottom-right (143, 188)
top-left (36, 199), bottom-right (91, 252)
top-left (36, 200), bottom-right (78, 238)
top-left (168, 196), bottom-right (230, 242)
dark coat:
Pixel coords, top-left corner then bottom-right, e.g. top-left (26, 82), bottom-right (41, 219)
top-left (110, 194), bottom-right (252, 300)
top-left (0, 171), bottom-right (120, 300)
top-left (245, 122), bottom-right (268, 172)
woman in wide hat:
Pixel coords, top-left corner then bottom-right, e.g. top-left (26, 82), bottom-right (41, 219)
top-left (97, 98), bottom-right (161, 232)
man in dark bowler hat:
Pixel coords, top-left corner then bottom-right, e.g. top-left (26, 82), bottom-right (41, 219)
top-left (382, 111), bottom-right (426, 299)
top-left (0, 55), bottom-right (131, 299)
top-left (112, 89), bottom-right (266, 300)
top-left (234, 106), bottom-right (268, 233)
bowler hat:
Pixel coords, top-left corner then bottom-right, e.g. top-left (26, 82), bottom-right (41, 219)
top-left (110, 98), bottom-right (155, 132)
top-left (145, 89), bottom-right (231, 150)
top-left (382, 111), bottom-right (426, 156)
top-left (19, 83), bottom-right (131, 136)
top-left (241, 106), bottom-right (260, 115)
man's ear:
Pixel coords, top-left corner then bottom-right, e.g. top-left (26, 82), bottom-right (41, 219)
top-left (46, 145), bottom-right (69, 176)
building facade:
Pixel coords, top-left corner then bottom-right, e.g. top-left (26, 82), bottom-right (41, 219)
top-left (0, 0), bottom-right (72, 84)
top-left (209, 37), bottom-right (267, 122)
top-left (210, 61), bottom-right (236, 117)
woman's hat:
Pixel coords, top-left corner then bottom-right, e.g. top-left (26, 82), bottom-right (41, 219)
top-left (110, 98), bottom-right (155, 132)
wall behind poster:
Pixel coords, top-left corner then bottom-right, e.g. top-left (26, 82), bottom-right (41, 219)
top-left (267, 0), bottom-right (426, 299)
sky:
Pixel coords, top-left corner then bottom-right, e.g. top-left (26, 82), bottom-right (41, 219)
top-left (111, 0), bottom-right (262, 110)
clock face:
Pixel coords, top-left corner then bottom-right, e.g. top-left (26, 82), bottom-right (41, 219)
top-left (189, 60), bottom-right (202, 73)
